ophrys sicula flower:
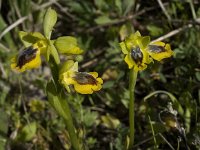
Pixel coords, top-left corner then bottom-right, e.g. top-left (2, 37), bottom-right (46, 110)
top-left (59, 60), bottom-right (103, 94)
top-left (119, 31), bottom-right (173, 149)
top-left (120, 31), bottom-right (173, 70)
top-left (11, 41), bottom-right (47, 72)
top-left (120, 31), bottom-right (151, 71)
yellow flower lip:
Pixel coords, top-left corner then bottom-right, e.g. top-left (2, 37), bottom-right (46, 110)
top-left (16, 46), bottom-right (38, 69)
top-left (147, 41), bottom-right (173, 61)
top-left (72, 72), bottom-right (103, 94)
top-left (61, 70), bottom-right (103, 94)
top-left (73, 72), bottom-right (98, 85)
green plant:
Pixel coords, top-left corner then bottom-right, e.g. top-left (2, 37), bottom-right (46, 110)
top-left (11, 8), bottom-right (103, 150)
top-left (119, 31), bottom-right (173, 149)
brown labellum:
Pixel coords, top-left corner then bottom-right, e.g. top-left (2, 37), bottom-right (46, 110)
top-left (16, 46), bottom-right (37, 68)
top-left (73, 72), bottom-right (97, 85)
top-left (130, 46), bottom-right (143, 64)
top-left (148, 45), bottom-right (166, 53)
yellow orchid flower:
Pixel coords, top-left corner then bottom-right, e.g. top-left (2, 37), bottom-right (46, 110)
top-left (147, 41), bottom-right (173, 61)
top-left (11, 45), bottom-right (41, 72)
top-left (120, 31), bottom-right (173, 71)
top-left (11, 41), bottom-right (47, 72)
top-left (119, 31), bottom-right (152, 71)
top-left (59, 61), bottom-right (103, 94)
top-left (64, 72), bottom-right (103, 94)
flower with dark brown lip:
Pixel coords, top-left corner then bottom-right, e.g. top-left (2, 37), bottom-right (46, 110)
top-left (147, 41), bottom-right (173, 61)
top-left (119, 31), bottom-right (151, 71)
top-left (120, 31), bottom-right (173, 71)
top-left (11, 42), bottom-right (44, 72)
top-left (59, 60), bottom-right (103, 94)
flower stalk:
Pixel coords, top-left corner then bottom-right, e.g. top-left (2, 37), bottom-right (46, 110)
top-left (51, 92), bottom-right (81, 150)
top-left (47, 58), bottom-right (81, 150)
top-left (119, 31), bottom-right (173, 149)
top-left (128, 68), bottom-right (138, 149)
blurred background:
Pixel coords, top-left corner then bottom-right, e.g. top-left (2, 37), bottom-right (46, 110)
top-left (0, 0), bottom-right (200, 149)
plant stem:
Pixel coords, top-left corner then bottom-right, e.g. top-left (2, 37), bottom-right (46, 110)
top-left (48, 58), bottom-right (81, 150)
top-left (59, 92), bottom-right (81, 150)
top-left (48, 88), bottom-right (81, 150)
top-left (129, 68), bottom-right (138, 149)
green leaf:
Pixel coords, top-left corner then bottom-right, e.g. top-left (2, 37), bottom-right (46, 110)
top-left (54, 36), bottom-right (83, 54)
top-left (68, 2), bottom-right (84, 14)
top-left (83, 109), bottom-right (98, 127)
top-left (95, 15), bottom-right (116, 25)
top-left (17, 122), bottom-right (37, 142)
top-left (43, 8), bottom-right (57, 39)
top-left (94, 0), bottom-right (107, 10)
top-left (19, 31), bottom-right (45, 47)
top-left (122, 0), bottom-right (135, 15)
top-left (141, 36), bottom-right (150, 48)
top-left (115, 0), bottom-right (122, 15)
top-left (147, 25), bottom-right (164, 37)
top-left (49, 41), bottom-right (60, 64)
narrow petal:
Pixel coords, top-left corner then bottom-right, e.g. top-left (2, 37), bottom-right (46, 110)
top-left (119, 42), bottom-right (128, 54)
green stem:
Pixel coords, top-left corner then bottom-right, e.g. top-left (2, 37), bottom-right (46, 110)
top-left (59, 92), bottom-right (81, 150)
top-left (129, 69), bottom-right (138, 149)
top-left (48, 58), bottom-right (81, 150)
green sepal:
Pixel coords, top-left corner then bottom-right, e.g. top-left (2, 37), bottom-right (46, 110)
top-left (58, 60), bottom-right (78, 93)
top-left (19, 31), bottom-right (45, 47)
top-left (141, 36), bottom-right (150, 49)
top-left (54, 36), bottom-right (83, 55)
top-left (49, 41), bottom-right (60, 64)
top-left (43, 8), bottom-right (57, 39)
top-left (59, 60), bottom-right (78, 75)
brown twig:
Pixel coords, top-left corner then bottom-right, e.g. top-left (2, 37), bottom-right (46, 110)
top-left (86, 3), bottom-right (169, 33)
top-left (151, 24), bottom-right (193, 43)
